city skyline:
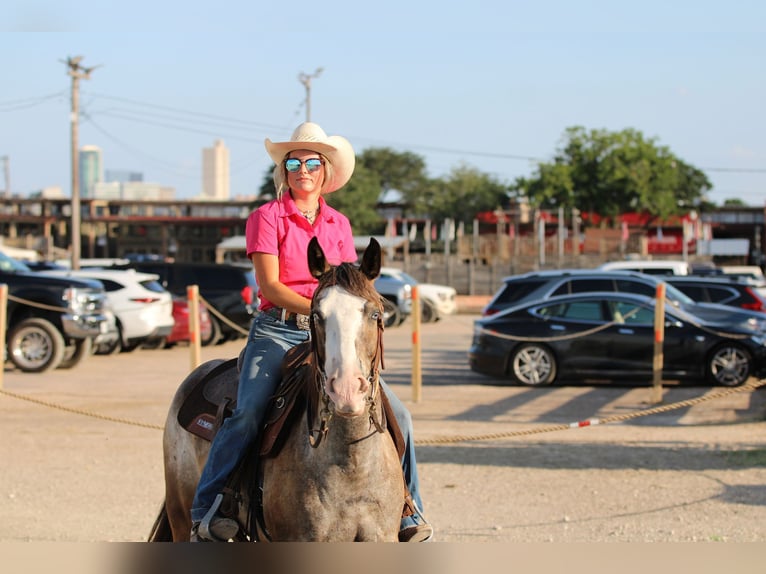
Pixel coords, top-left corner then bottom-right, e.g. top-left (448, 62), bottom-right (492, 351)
top-left (2, 3), bottom-right (765, 206)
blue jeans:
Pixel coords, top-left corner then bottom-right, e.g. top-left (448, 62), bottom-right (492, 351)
top-left (191, 313), bottom-right (425, 525)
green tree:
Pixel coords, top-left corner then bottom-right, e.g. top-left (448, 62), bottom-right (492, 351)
top-left (513, 126), bottom-right (712, 224)
top-left (325, 163), bottom-right (385, 235)
top-left (357, 147), bottom-right (429, 199)
top-left (428, 165), bottom-right (510, 224)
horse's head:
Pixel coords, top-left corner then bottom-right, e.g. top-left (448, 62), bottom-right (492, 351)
top-left (307, 237), bottom-right (384, 418)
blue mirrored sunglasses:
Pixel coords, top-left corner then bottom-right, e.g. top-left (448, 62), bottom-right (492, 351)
top-left (284, 158), bottom-right (323, 173)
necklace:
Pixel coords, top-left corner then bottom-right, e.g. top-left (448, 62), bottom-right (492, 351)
top-left (301, 205), bottom-right (319, 224)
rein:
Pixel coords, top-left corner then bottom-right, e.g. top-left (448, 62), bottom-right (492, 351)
top-left (307, 302), bottom-right (387, 449)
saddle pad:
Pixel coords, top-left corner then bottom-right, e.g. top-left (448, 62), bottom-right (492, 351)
top-left (177, 358), bottom-right (239, 442)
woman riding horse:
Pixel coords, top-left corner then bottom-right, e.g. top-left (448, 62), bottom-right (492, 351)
top-left (190, 122), bottom-right (432, 542)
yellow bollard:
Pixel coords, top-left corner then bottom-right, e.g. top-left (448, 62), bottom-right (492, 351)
top-left (411, 285), bottom-right (422, 403)
top-left (0, 284), bottom-right (6, 390)
top-left (187, 285), bottom-right (202, 370)
top-left (650, 282), bottom-right (666, 404)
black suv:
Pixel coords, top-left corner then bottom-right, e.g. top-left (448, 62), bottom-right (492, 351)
top-left (126, 261), bottom-right (256, 345)
top-left (483, 269), bottom-right (766, 330)
top-left (664, 276), bottom-right (766, 313)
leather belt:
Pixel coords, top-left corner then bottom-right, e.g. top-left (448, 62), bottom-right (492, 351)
top-left (264, 307), bottom-right (311, 330)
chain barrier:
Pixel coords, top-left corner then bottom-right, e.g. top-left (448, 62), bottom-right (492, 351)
top-left (477, 298), bottom-right (753, 343)
top-left (416, 377), bottom-right (766, 445)
top-left (2, 376), bottom-right (763, 444)
top-left (197, 294), bottom-right (250, 336)
top-left (6, 293), bottom-right (69, 313)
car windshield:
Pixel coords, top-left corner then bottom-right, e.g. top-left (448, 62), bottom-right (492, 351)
top-left (0, 251), bottom-right (32, 272)
top-left (396, 271), bottom-right (419, 286)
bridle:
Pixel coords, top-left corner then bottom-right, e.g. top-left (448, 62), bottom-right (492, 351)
top-left (306, 290), bottom-right (387, 449)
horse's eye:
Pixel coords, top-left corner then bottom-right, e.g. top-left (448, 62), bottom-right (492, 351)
top-left (370, 311), bottom-right (380, 321)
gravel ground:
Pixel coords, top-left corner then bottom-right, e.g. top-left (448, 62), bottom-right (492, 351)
top-left (1, 313), bottom-right (765, 547)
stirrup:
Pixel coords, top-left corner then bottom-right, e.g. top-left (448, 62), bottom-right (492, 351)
top-left (196, 493), bottom-right (239, 541)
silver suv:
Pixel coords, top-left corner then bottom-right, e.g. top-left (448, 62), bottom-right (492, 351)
top-left (483, 269), bottom-right (766, 332)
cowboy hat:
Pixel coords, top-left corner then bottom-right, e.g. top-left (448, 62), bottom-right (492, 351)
top-left (265, 122), bottom-right (355, 193)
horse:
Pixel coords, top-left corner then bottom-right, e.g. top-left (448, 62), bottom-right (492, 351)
top-left (149, 237), bottom-right (406, 541)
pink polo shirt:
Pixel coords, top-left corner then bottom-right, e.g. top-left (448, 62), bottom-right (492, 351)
top-left (245, 194), bottom-right (357, 311)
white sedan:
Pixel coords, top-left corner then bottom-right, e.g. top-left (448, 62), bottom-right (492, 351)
top-left (379, 267), bottom-right (457, 322)
top-left (43, 268), bottom-right (175, 352)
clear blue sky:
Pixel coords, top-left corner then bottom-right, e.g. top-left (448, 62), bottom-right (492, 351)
top-left (2, 1), bottom-right (765, 205)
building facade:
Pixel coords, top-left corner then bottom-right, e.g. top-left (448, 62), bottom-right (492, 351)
top-left (78, 145), bottom-right (103, 199)
top-left (202, 139), bottom-right (230, 200)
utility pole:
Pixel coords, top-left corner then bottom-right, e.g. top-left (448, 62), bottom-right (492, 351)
top-left (298, 67), bottom-right (323, 122)
top-left (0, 156), bottom-right (9, 198)
top-left (64, 56), bottom-right (98, 270)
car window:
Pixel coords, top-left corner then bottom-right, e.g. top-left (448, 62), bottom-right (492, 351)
top-left (140, 279), bottom-right (167, 294)
top-left (615, 279), bottom-right (656, 298)
top-left (673, 284), bottom-right (709, 302)
top-left (537, 301), bottom-right (604, 321)
top-left (612, 301), bottom-right (654, 325)
top-left (494, 278), bottom-right (549, 305)
top-left (97, 279), bottom-right (123, 292)
top-left (568, 278), bottom-right (614, 294)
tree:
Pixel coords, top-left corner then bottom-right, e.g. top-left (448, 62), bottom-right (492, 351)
top-left (512, 127), bottom-right (712, 225)
top-left (356, 147), bottom-right (429, 199)
top-left (427, 165), bottom-right (510, 224)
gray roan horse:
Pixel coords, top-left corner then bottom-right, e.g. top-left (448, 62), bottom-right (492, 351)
top-left (148, 237), bottom-right (406, 541)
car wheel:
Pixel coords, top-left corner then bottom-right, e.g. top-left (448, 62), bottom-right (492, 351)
top-left (420, 299), bottom-right (439, 323)
top-left (201, 316), bottom-right (222, 346)
top-left (7, 318), bottom-right (66, 373)
top-left (58, 338), bottom-right (93, 369)
top-left (509, 343), bottom-right (557, 386)
top-left (706, 344), bottom-right (751, 387)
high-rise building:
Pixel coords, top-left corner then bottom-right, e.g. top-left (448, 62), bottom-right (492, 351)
top-left (202, 139), bottom-right (230, 200)
top-left (79, 145), bottom-right (103, 199)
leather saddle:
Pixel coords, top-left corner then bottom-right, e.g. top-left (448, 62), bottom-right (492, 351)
top-left (176, 342), bottom-right (405, 460)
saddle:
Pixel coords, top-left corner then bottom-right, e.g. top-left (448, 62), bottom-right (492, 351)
top-left (175, 342), bottom-right (406, 461)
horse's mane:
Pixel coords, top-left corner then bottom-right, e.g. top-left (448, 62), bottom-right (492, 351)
top-left (314, 261), bottom-right (382, 309)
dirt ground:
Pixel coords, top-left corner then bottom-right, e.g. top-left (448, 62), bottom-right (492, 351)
top-left (1, 313), bottom-right (765, 547)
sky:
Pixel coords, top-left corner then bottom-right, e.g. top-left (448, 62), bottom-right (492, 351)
top-left (2, 1), bottom-right (765, 206)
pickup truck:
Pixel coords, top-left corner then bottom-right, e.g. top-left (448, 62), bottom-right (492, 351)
top-left (0, 251), bottom-right (111, 372)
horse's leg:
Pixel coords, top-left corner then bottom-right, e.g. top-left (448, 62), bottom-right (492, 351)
top-left (163, 417), bottom-right (209, 541)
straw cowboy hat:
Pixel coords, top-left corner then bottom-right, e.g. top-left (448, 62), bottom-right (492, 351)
top-left (265, 122), bottom-right (355, 193)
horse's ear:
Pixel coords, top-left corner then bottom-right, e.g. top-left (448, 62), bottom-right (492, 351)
top-left (359, 238), bottom-right (381, 280)
top-left (307, 237), bottom-right (331, 279)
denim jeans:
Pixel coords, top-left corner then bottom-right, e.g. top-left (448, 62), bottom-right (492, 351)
top-left (191, 313), bottom-right (425, 526)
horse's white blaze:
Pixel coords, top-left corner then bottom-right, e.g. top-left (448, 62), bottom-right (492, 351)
top-left (317, 286), bottom-right (369, 416)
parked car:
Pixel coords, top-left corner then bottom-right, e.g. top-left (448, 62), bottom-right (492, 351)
top-left (374, 271), bottom-right (412, 328)
top-left (125, 261), bottom-right (256, 345)
top-left (379, 267), bottom-right (457, 323)
top-left (598, 260), bottom-right (690, 275)
top-left (163, 296), bottom-right (213, 348)
top-left (665, 276), bottom-right (766, 314)
top-left (42, 268), bottom-right (175, 353)
top-left (482, 269), bottom-right (766, 334)
top-left (0, 251), bottom-right (110, 372)
top-left (469, 291), bottom-right (766, 387)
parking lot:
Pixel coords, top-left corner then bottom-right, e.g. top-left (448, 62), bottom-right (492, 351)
top-left (1, 313), bottom-right (765, 542)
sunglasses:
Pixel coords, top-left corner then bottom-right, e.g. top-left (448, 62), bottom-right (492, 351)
top-left (284, 158), bottom-right (323, 173)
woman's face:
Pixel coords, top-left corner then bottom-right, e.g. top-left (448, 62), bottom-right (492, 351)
top-left (286, 149), bottom-right (325, 196)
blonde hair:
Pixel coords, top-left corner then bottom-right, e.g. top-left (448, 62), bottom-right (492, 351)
top-left (272, 152), bottom-right (335, 199)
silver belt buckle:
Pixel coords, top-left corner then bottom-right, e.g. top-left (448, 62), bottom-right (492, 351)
top-left (296, 313), bottom-right (310, 331)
